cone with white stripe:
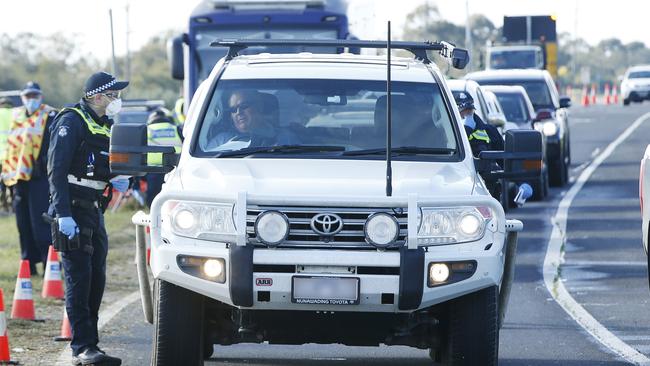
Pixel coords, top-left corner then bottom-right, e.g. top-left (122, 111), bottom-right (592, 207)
top-left (0, 288), bottom-right (19, 364)
top-left (53, 306), bottom-right (71, 342)
top-left (11, 259), bottom-right (35, 320)
top-left (42, 245), bottom-right (64, 299)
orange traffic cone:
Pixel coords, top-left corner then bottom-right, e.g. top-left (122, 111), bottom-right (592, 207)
top-left (11, 259), bottom-right (35, 320)
top-left (53, 306), bottom-right (72, 342)
top-left (604, 83), bottom-right (611, 105)
top-left (590, 83), bottom-right (597, 105)
top-left (581, 85), bottom-right (590, 106)
top-left (612, 84), bottom-right (619, 104)
top-left (42, 246), bottom-right (64, 299)
top-left (0, 288), bottom-right (19, 364)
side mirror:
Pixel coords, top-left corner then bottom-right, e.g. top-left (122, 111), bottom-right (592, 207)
top-left (477, 130), bottom-right (543, 181)
top-left (559, 96), bottom-right (572, 109)
top-left (488, 114), bottom-right (506, 128)
top-left (168, 34), bottom-right (187, 81)
top-left (451, 48), bottom-right (470, 69)
top-left (109, 123), bottom-right (179, 176)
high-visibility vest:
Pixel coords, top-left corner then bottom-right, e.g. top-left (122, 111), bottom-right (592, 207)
top-left (173, 98), bottom-right (185, 124)
top-left (147, 122), bottom-right (182, 166)
top-left (0, 108), bottom-right (12, 160)
top-left (468, 129), bottom-right (490, 143)
top-left (1, 105), bottom-right (53, 185)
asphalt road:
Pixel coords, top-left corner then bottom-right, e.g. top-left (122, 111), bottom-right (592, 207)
top-left (93, 103), bottom-right (650, 365)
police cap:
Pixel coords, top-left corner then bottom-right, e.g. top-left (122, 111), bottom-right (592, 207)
top-left (84, 71), bottom-right (129, 98)
top-left (454, 91), bottom-right (475, 112)
top-left (21, 81), bottom-right (42, 96)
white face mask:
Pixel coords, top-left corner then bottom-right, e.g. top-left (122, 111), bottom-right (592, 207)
top-left (22, 96), bottom-right (42, 114)
top-left (463, 113), bottom-right (476, 129)
top-left (105, 98), bottom-right (122, 117)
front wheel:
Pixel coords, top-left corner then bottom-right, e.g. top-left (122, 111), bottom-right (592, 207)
top-left (441, 286), bottom-right (499, 366)
top-left (151, 279), bottom-right (205, 366)
top-left (549, 155), bottom-right (568, 187)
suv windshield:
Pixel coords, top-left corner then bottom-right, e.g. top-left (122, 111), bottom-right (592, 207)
top-left (628, 71), bottom-right (650, 79)
top-left (477, 79), bottom-right (553, 111)
top-left (489, 50), bottom-right (540, 69)
top-left (195, 79), bottom-right (459, 159)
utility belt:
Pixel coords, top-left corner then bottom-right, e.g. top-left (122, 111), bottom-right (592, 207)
top-left (68, 175), bottom-right (107, 190)
top-left (42, 213), bottom-right (94, 255)
top-left (67, 175), bottom-right (113, 213)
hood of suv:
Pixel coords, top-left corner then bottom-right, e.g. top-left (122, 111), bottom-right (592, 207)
top-left (177, 158), bottom-right (475, 198)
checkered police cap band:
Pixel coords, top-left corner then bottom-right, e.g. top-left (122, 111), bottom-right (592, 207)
top-left (85, 79), bottom-right (117, 98)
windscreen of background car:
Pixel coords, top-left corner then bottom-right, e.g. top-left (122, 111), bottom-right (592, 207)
top-left (489, 50), bottom-right (540, 69)
top-left (195, 79), bottom-right (459, 159)
top-left (477, 79), bottom-right (553, 111)
top-left (194, 28), bottom-right (338, 83)
top-left (493, 92), bottom-right (531, 126)
top-left (628, 71), bottom-right (650, 79)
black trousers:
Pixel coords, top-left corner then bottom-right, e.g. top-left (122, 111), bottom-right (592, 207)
top-left (13, 177), bottom-right (52, 266)
top-left (60, 203), bottom-right (108, 356)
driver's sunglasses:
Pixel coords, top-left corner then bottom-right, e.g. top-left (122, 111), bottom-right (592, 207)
top-left (228, 103), bottom-right (252, 114)
top-left (103, 91), bottom-right (121, 99)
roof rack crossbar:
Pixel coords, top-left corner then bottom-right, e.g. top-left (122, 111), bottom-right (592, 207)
top-left (210, 39), bottom-right (470, 69)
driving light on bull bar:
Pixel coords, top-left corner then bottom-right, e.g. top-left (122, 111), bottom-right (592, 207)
top-left (255, 210), bottom-right (289, 246)
top-left (203, 259), bottom-right (224, 278)
top-left (364, 212), bottom-right (399, 248)
top-left (429, 263), bottom-right (450, 283)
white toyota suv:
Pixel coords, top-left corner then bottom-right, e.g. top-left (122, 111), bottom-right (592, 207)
top-left (110, 39), bottom-right (542, 366)
top-left (622, 65), bottom-right (650, 106)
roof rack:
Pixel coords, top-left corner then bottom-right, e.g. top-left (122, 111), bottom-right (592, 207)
top-left (210, 39), bottom-right (470, 69)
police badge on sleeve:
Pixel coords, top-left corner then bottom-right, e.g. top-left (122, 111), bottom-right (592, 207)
top-left (58, 126), bottom-right (69, 137)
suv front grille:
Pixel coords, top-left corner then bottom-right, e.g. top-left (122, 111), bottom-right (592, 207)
top-left (246, 205), bottom-right (407, 249)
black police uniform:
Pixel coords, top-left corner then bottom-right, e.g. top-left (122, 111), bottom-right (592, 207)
top-left (47, 97), bottom-right (116, 358)
top-left (464, 113), bottom-right (504, 155)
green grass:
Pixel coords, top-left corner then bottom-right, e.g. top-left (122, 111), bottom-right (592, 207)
top-left (0, 207), bottom-right (140, 364)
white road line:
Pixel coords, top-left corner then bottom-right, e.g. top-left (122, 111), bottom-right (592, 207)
top-left (55, 291), bottom-right (141, 366)
top-left (565, 260), bottom-right (646, 267)
top-left (543, 111), bottom-right (650, 366)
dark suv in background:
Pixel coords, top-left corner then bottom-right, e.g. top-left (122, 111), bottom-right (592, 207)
top-left (466, 69), bottom-right (571, 186)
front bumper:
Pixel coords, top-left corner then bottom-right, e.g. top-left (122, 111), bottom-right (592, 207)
top-left (151, 235), bottom-right (506, 313)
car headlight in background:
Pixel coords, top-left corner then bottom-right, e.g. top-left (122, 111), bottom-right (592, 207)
top-left (162, 200), bottom-right (236, 240)
top-left (534, 121), bottom-right (558, 136)
top-left (418, 206), bottom-right (492, 245)
top-left (364, 212), bottom-right (400, 248)
top-left (255, 210), bottom-right (289, 246)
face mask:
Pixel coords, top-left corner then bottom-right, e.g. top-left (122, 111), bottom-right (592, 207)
top-left (463, 113), bottom-right (476, 129)
top-left (105, 98), bottom-right (122, 117)
top-left (23, 97), bottom-right (42, 114)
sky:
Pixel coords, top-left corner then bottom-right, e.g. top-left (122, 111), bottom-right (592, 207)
top-left (0, 0), bottom-right (646, 61)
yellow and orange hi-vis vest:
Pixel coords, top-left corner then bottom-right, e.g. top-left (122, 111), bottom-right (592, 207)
top-left (1, 104), bottom-right (53, 186)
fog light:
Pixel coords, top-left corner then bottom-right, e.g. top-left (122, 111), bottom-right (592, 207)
top-left (203, 259), bottom-right (224, 278)
top-left (429, 263), bottom-right (450, 283)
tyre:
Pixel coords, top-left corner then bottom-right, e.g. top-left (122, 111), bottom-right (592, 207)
top-left (549, 155), bottom-right (567, 187)
top-left (441, 286), bottom-right (499, 366)
top-left (532, 167), bottom-right (549, 201)
top-left (624, 98), bottom-right (630, 106)
top-left (151, 279), bottom-right (205, 366)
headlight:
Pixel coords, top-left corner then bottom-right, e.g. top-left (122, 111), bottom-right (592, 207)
top-left (418, 206), bottom-right (492, 245)
top-left (162, 200), bottom-right (236, 240)
top-left (255, 210), bottom-right (289, 246)
top-left (364, 212), bottom-right (400, 248)
top-left (534, 121), bottom-right (558, 136)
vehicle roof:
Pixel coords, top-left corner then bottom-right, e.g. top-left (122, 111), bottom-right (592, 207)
top-left (219, 53), bottom-right (440, 82)
top-left (488, 45), bottom-right (542, 51)
top-left (627, 65), bottom-right (650, 72)
top-left (481, 85), bottom-right (528, 94)
top-left (446, 79), bottom-right (481, 93)
top-left (466, 69), bottom-right (549, 81)
top-left (0, 90), bottom-right (21, 97)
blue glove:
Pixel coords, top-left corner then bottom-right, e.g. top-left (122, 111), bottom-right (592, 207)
top-left (58, 217), bottom-right (79, 240)
top-left (110, 178), bottom-right (130, 193)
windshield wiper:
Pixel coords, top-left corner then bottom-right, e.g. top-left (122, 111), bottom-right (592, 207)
top-left (214, 145), bottom-right (346, 158)
top-left (342, 146), bottom-right (456, 156)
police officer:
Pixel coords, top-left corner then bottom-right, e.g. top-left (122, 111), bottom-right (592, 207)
top-left (145, 108), bottom-right (182, 207)
top-left (2, 82), bottom-right (56, 274)
top-left (455, 92), bottom-right (505, 201)
top-left (47, 71), bottom-right (129, 366)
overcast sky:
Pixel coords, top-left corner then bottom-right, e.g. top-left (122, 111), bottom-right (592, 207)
top-left (0, 0), bottom-right (645, 61)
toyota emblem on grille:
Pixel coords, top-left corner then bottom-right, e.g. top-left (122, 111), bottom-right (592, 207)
top-left (310, 213), bottom-right (343, 236)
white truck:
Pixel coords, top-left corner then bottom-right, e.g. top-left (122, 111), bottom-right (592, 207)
top-left (109, 39), bottom-right (542, 366)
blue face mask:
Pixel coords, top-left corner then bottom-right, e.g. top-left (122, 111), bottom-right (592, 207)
top-left (23, 97), bottom-right (42, 114)
top-left (463, 113), bottom-right (476, 129)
